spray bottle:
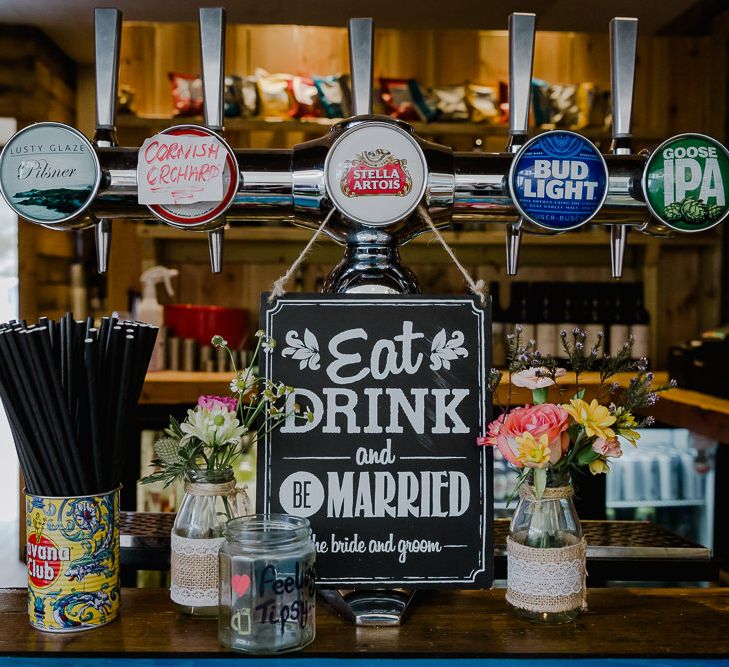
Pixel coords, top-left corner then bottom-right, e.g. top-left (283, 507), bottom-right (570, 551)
top-left (139, 266), bottom-right (179, 372)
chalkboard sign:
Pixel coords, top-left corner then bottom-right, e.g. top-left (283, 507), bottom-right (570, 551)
top-left (258, 294), bottom-right (492, 589)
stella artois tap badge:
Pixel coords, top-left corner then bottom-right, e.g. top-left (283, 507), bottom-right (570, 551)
top-left (340, 148), bottom-right (413, 198)
top-left (325, 121), bottom-right (428, 228)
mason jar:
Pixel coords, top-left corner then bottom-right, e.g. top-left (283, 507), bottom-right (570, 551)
top-left (506, 469), bottom-right (586, 624)
top-left (171, 467), bottom-right (250, 618)
top-left (219, 514), bottom-right (316, 654)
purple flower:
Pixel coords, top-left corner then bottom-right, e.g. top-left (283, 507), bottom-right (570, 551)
top-left (198, 395), bottom-right (238, 413)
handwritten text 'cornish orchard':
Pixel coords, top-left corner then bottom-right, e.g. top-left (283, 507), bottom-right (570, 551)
top-left (137, 134), bottom-right (227, 205)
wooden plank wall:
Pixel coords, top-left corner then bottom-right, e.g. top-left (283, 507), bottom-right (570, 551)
top-left (0, 27), bottom-right (79, 323)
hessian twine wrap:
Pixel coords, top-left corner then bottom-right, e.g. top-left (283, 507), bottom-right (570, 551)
top-left (170, 480), bottom-right (252, 608)
top-left (506, 484), bottom-right (588, 614)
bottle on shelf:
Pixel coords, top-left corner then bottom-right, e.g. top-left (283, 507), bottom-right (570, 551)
top-left (608, 283), bottom-right (631, 356)
top-left (583, 283), bottom-right (605, 353)
top-left (556, 283), bottom-right (580, 362)
top-left (507, 282), bottom-right (536, 347)
top-left (294, 267), bottom-right (305, 292)
top-left (314, 266), bottom-right (325, 293)
top-left (630, 282), bottom-right (651, 364)
top-left (535, 282), bottom-right (559, 359)
top-left (490, 281), bottom-right (507, 368)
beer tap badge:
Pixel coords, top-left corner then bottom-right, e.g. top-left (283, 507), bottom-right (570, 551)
top-left (325, 122), bottom-right (427, 228)
top-left (0, 123), bottom-right (101, 225)
top-left (643, 133), bottom-right (729, 232)
top-left (509, 130), bottom-right (608, 231)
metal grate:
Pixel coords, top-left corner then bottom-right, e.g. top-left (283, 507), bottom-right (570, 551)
top-left (493, 519), bottom-right (710, 559)
top-left (120, 512), bottom-right (710, 561)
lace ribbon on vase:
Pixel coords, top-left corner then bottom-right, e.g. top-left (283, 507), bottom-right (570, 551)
top-left (506, 536), bottom-right (588, 614)
top-left (170, 532), bottom-right (225, 607)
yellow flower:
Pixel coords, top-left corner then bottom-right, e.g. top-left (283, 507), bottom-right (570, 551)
top-left (515, 431), bottom-right (551, 469)
top-left (589, 458), bottom-right (610, 475)
top-left (563, 398), bottom-right (616, 441)
top-left (615, 408), bottom-right (640, 447)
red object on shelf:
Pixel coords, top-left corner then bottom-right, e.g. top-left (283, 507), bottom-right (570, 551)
top-left (164, 304), bottom-right (249, 349)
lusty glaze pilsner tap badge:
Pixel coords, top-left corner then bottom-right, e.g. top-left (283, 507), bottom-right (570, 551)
top-left (325, 122), bottom-right (427, 227)
top-left (509, 130), bottom-right (609, 231)
top-left (643, 133), bottom-right (729, 232)
top-left (0, 123), bottom-right (101, 226)
top-left (258, 294), bottom-right (492, 588)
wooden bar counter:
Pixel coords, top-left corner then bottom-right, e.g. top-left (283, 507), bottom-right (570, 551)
top-left (2, 588), bottom-right (729, 659)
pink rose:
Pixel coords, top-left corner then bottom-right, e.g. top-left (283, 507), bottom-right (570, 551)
top-left (592, 437), bottom-right (622, 458)
top-left (496, 404), bottom-right (570, 467)
top-left (477, 419), bottom-right (502, 448)
top-left (198, 395), bottom-right (238, 413)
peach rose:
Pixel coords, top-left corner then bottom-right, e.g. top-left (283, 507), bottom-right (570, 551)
top-left (592, 437), bottom-right (622, 458)
top-left (495, 403), bottom-right (570, 467)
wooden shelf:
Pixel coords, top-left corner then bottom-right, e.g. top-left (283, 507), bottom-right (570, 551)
top-left (117, 114), bottom-right (664, 143)
top-left (135, 224), bottom-right (720, 248)
top-left (140, 369), bottom-right (729, 443)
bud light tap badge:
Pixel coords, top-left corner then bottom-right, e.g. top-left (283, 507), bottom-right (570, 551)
top-left (508, 130), bottom-right (609, 231)
top-left (643, 133), bottom-right (729, 232)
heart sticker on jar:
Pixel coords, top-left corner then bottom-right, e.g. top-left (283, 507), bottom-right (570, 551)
top-left (232, 573), bottom-right (251, 597)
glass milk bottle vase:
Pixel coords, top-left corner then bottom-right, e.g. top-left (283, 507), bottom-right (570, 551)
top-left (171, 467), bottom-right (251, 617)
top-left (506, 469), bottom-right (586, 623)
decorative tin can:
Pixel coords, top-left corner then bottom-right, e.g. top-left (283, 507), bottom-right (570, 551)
top-left (25, 488), bottom-right (120, 632)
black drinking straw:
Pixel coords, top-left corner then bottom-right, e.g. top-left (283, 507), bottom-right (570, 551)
top-left (84, 338), bottom-right (104, 492)
top-left (0, 313), bottom-right (157, 496)
top-left (0, 332), bottom-right (59, 495)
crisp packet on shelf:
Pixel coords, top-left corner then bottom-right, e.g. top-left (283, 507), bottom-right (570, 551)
top-left (240, 76), bottom-right (259, 117)
top-left (313, 74), bottom-right (351, 118)
top-left (380, 77), bottom-right (420, 121)
top-left (409, 80), bottom-right (438, 122)
top-left (168, 72), bottom-right (203, 117)
top-left (288, 76), bottom-right (323, 118)
top-left (224, 75), bottom-right (243, 117)
top-left (431, 84), bottom-right (469, 121)
top-left (465, 83), bottom-right (499, 123)
top-left (255, 68), bottom-right (293, 118)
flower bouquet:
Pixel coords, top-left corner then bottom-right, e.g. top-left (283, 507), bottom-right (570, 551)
top-left (480, 326), bottom-right (674, 623)
top-left (141, 330), bottom-right (312, 616)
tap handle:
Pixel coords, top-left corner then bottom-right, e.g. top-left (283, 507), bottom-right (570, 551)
top-left (348, 18), bottom-right (374, 116)
top-left (94, 8), bottom-right (122, 132)
top-left (508, 12), bottom-right (536, 147)
top-left (199, 7), bottom-right (226, 131)
top-left (610, 17), bottom-right (638, 142)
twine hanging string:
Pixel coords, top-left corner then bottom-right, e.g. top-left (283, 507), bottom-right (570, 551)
top-left (267, 208), bottom-right (337, 302)
top-left (417, 205), bottom-right (487, 305)
top-left (267, 204), bottom-right (487, 304)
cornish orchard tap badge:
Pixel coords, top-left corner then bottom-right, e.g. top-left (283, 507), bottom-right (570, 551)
top-left (340, 148), bottom-right (412, 198)
top-left (325, 121), bottom-right (427, 227)
top-left (643, 133), bottom-right (729, 232)
top-left (0, 122), bottom-right (101, 226)
top-left (508, 130), bottom-right (608, 231)
top-left (139, 124), bottom-right (239, 230)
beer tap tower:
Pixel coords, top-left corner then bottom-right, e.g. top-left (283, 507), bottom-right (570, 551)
top-left (2, 8), bottom-right (727, 284)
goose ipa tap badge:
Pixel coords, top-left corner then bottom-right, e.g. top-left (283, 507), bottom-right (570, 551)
top-left (258, 293), bottom-right (493, 589)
